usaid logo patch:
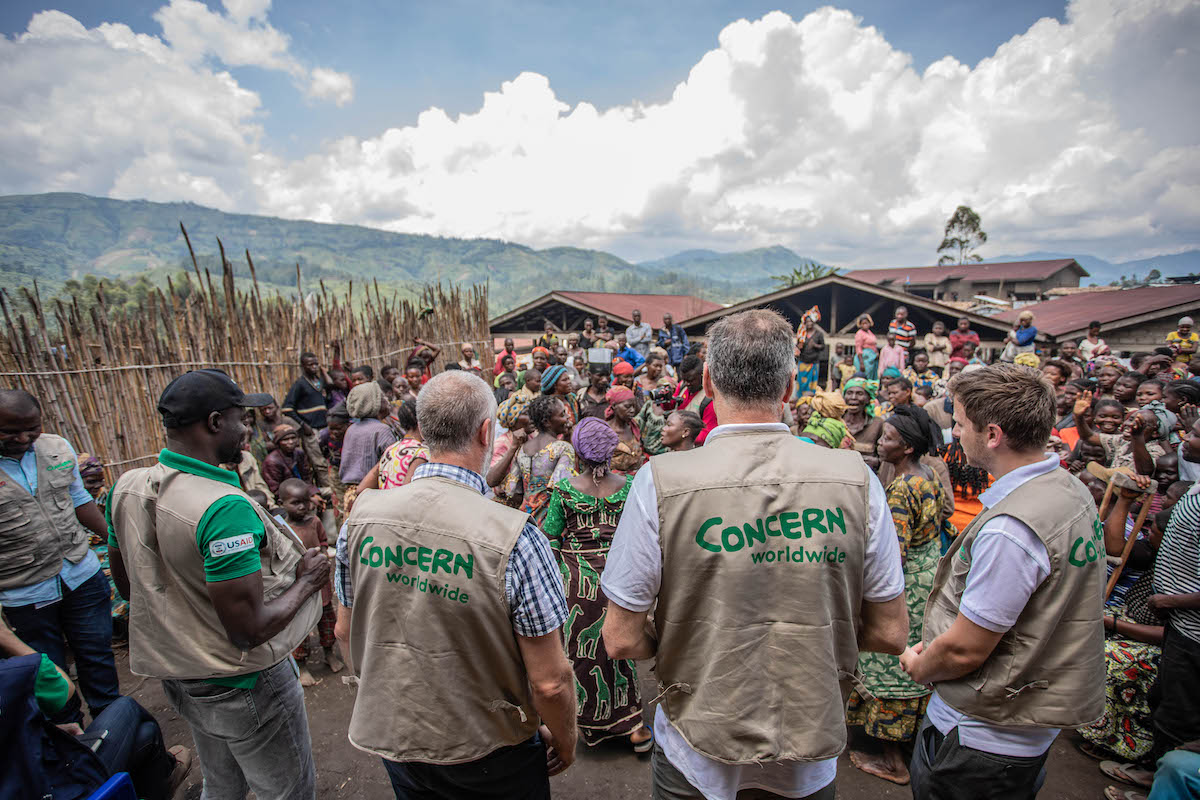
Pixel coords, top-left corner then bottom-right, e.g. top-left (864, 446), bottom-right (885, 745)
top-left (209, 534), bottom-right (256, 558)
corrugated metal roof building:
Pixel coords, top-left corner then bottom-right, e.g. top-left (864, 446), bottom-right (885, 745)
top-left (489, 291), bottom-right (723, 336)
top-left (844, 259), bottom-right (1088, 303)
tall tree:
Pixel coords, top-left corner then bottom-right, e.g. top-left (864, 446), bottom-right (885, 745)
top-left (937, 206), bottom-right (988, 265)
top-left (771, 260), bottom-right (838, 289)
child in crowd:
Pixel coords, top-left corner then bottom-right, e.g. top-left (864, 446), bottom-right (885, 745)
top-left (904, 351), bottom-right (939, 392)
top-left (1114, 371), bottom-right (1147, 411)
top-left (832, 344), bottom-right (856, 389)
top-left (277, 478), bottom-right (342, 685)
top-left (878, 332), bottom-right (906, 375)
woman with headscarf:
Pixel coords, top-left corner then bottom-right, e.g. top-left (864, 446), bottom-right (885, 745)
top-left (542, 417), bottom-right (652, 752)
top-left (605, 386), bottom-right (644, 474)
top-left (1001, 310), bottom-right (1038, 362)
top-left (486, 394), bottom-right (534, 489)
top-left (541, 363), bottom-right (579, 431)
top-left (799, 389), bottom-right (850, 449)
top-left (339, 381), bottom-right (398, 486)
top-left (847, 404), bottom-right (945, 786)
top-left (499, 394), bottom-right (576, 524)
top-left (794, 306), bottom-right (825, 398)
top-left (843, 377), bottom-right (884, 469)
top-left (854, 314), bottom-right (879, 380)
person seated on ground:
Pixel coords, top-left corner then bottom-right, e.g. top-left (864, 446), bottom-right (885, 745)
top-left (1098, 468), bottom-right (1189, 611)
top-left (661, 410), bottom-right (702, 453)
top-left (0, 614), bottom-right (192, 800)
top-left (1077, 503), bottom-right (1172, 771)
top-left (276, 479), bottom-right (342, 686)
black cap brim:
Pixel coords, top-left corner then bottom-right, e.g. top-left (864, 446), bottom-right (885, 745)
top-left (239, 392), bottom-right (276, 408)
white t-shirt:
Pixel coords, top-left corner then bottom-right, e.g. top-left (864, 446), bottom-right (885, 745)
top-left (601, 423), bottom-right (904, 800)
top-left (925, 454), bottom-right (1060, 757)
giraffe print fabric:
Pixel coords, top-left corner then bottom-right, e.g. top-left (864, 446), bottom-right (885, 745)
top-left (543, 476), bottom-right (648, 746)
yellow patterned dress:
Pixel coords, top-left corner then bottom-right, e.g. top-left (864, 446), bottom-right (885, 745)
top-left (846, 472), bottom-right (944, 741)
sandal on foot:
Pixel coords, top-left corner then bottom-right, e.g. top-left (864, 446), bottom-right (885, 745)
top-left (1099, 761), bottom-right (1154, 788)
top-left (631, 728), bottom-right (654, 754)
top-left (1077, 740), bottom-right (1110, 761)
top-left (1104, 785), bottom-right (1147, 800)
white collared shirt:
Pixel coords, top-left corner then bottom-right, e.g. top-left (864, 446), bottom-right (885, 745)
top-left (925, 454), bottom-right (1059, 757)
top-left (602, 422), bottom-right (904, 800)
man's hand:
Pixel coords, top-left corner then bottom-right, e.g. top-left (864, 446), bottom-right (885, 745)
top-left (1147, 594), bottom-right (1170, 613)
top-left (540, 723), bottom-right (576, 776)
top-left (300, 422), bottom-right (314, 438)
top-left (56, 722), bottom-right (84, 737)
top-left (899, 642), bottom-right (925, 682)
top-left (1073, 390), bottom-right (1093, 418)
top-left (295, 547), bottom-right (330, 592)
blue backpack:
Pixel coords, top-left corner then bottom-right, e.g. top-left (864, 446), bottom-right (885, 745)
top-left (0, 654), bottom-right (109, 800)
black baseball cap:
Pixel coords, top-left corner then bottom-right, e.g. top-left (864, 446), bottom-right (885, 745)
top-left (157, 369), bottom-right (275, 428)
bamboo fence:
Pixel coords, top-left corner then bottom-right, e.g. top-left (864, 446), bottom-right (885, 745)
top-left (0, 227), bottom-right (492, 484)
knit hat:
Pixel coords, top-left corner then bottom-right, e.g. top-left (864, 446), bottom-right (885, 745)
top-left (540, 365), bottom-right (567, 394)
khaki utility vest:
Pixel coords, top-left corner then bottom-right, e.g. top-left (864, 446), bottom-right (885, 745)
top-left (652, 428), bottom-right (871, 764)
top-left (110, 462), bottom-right (320, 680)
top-left (0, 435), bottom-right (92, 591)
top-left (922, 466), bottom-right (1105, 727)
top-left (346, 478), bottom-right (540, 764)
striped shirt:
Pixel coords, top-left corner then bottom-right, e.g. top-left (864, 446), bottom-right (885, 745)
top-left (1153, 491), bottom-right (1200, 643)
top-left (888, 319), bottom-right (917, 350)
top-left (334, 462), bottom-right (568, 638)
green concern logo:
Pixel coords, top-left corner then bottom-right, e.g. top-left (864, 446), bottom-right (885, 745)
top-left (1068, 518), bottom-right (1105, 568)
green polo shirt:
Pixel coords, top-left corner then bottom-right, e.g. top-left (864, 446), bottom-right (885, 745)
top-left (107, 449), bottom-right (268, 688)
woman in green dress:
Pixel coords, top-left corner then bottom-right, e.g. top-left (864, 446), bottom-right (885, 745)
top-left (846, 404), bottom-right (944, 786)
top-left (542, 416), bottom-right (652, 752)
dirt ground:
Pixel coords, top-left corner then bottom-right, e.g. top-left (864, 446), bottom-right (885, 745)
top-left (112, 646), bottom-right (1117, 799)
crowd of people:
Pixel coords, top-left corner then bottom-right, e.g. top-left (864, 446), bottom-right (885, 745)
top-left (1, 304), bottom-right (1199, 800)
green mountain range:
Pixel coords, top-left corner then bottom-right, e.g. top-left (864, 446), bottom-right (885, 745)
top-left (0, 193), bottom-right (808, 315)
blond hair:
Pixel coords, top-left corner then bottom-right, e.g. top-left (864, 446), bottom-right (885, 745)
top-left (947, 363), bottom-right (1055, 452)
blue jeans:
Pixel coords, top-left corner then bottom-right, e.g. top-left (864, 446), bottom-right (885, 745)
top-left (1149, 749), bottom-right (1200, 800)
top-left (3, 568), bottom-right (119, 724)
top-left (381, 735), bottom-right (549, 800)
top-left (80, 696), bottom-right (176, 800)
top-left (162, 657), bottom-right (316, 800)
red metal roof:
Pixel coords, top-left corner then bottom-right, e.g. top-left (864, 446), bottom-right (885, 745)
top-left (994, 284), bottom-right (1200, 336)
top-left (555, 291), bottom-right (724, 324)
top-left (844, 259), bottom-right (1085, 286)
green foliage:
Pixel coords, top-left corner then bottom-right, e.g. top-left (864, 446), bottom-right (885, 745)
top-left (771, 260), bottom-right (838, 289)
top-left (937, 205), bottom-right (988, 265)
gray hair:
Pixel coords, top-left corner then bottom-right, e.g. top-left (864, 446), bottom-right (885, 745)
top-left (417, 371), bottom-right (497, 454)
top-left (705, 309), bottom-right (795, 408)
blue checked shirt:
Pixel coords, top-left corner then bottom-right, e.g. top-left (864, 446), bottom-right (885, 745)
top-left (335, 462), bottom-right (568, 638)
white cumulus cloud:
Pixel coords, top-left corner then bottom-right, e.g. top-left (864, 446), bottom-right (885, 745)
top-left (1, 0), bottom-right (1196, 266)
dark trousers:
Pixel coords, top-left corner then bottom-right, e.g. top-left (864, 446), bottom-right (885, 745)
top-left (910, 720), bottom-right (1048, 800)
top-left (80, 696), bottom-right (176, 800)
top-left (650, 743), bottom-right (835, 800)
top-left (3, 569), bottom-right (119, 723)
top-left (1149, 625), bottom-right (1200, 763)
top-left (381, 735), bottom-right (549, 800)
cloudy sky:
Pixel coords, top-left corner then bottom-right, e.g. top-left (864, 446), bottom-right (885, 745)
top-left (1, 0), bottom-right (1196, 267)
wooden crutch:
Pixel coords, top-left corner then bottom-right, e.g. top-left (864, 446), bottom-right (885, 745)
top-left (1103, 490), bottom-right (1154, 602)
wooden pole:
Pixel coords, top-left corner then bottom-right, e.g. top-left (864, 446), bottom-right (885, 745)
top-left (1104, 493), bottom-right (1154, 602)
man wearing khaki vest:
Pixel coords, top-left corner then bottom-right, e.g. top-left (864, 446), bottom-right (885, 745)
top-left (900, 363), bottom-right (1104, 799)
top-left (602, 309), bottom-right (909, 800)
top-left (107, 369), bottom-right (329, 800)
top-left (336, 370), bottom-right (577, 799)
top-left (0, 388), bottom-right (120, 724)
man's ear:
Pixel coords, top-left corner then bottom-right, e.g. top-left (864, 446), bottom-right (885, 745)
top-left (206, 410), bottom-right (223, 435)
top-left (479, 417), bottom-right (493, 447)
top-left (702, 363), bottom-right (714, 399)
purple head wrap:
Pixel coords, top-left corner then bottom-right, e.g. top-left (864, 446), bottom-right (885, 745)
top-left (570, 416), bottom-right (619, 465)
